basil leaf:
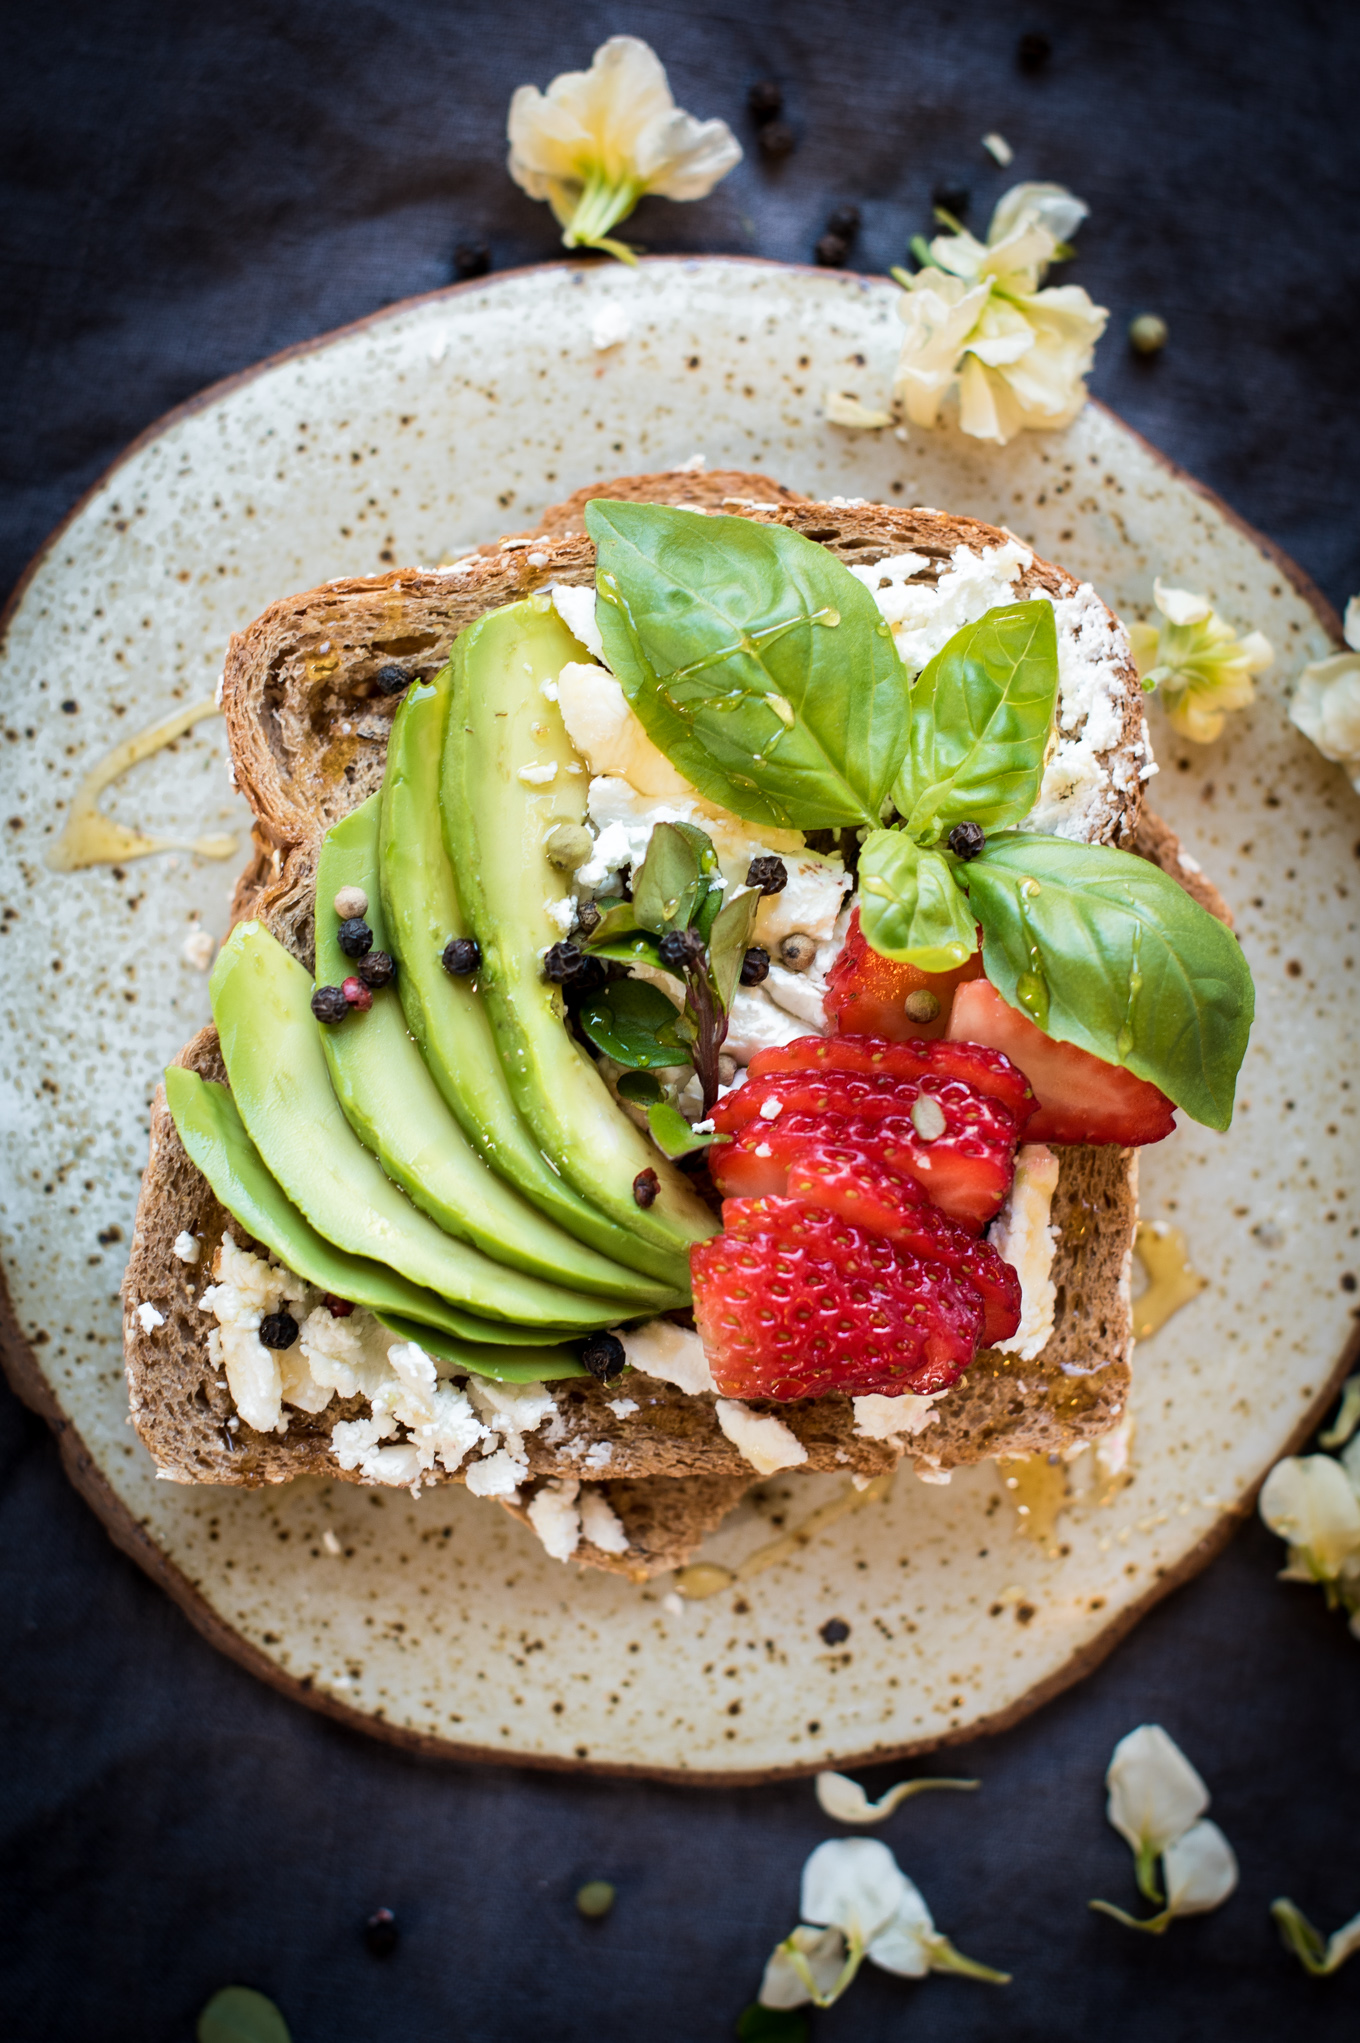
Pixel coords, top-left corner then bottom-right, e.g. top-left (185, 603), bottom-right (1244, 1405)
top-left (577, 979), bottom-right (690, 1069)
top-left (583, 901), bottom-right (642, 944)
top-left (858, 830), bottom-right (979, 970)
top-left (896, 601), bottom-right (1060, 841)
top-left (961, 833), bottom-right (1254, 1130)
top-left (616, 1069), bottom-right (663, 1105)
top-left (588, 934), bottom-right (669, 971)
top-left (198, 1988), bottom-right (291, 2043)
top-left (588, 501), bottom-right (909, 830)
top-left (707, 885), bottom-right (760, 1012)
top-left (632, 822), bottom-right (710, 933)
top-left (646, 1099), bottom-right (723, 1158)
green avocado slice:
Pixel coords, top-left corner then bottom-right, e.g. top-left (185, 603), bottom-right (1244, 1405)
top-left (209, 919), bottom-right (631, 1332)
top-left (316, 794), bottom-right (677, 1308)
top-left (165, 1065), bottom-right (584, 1361)
top-left (443, 599), bottom-right (720, 1257)
top-left (379, 667), bottom-right (694, 1293)
top-left (371, 1313), bottom-right (586, 1383)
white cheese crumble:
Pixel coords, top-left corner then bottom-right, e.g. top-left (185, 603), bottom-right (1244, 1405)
top-left (171, 1231), bottom-right (201, 1264)
top-left (852, 1392), bottom-right (945, 1440)
top-left (527, 1477), bottom-right (582, 1560)
top-left (620, 1319), bottom-right (715, 1395)
top-left (580, 1488), bottom-right (631, 1554)
top-left (544, 895), bottom-right (576, 934)
top-left (753, 855), bottom-right (847, 950)
top-left (135, 1301), bottom-right (165, 1333)
top-left (590, 303), bottom-right (631, 350)
top-left (181, 928), bottom-right (216, 972)
top-left (550, 584), bottom-right (606, 662)
top-left (606, 1396), bottom-right (639, 1419)
top-left (714, 1399), bottom-right (809, 1475)
top-left (987, 1143), bottom-right (1062, 1360)
top-left (721, 985), bottom-right (813, 1063)
top-left (559, 664), bottom-right (695, 799)
top-left (518, 761), bottom-right (557, 784)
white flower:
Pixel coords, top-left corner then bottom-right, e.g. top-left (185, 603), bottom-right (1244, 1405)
top-left (507, 36), bottom-right (740, 261)
top-left (892, 181), bottom-right (1107, 445)
top-left (1289, 595), bottom-right (1360, 791)
top-left (1259, 1453), bottom-right (1360, 1584)
top-left (1093, 1724), bottom-right (1237, 1932)
top-left (814, 1770), bottom-right (979, 1824)
top-left (824, 388), bottom-right (895, 431)
top-left (757, 1838), bottom-right (1008, 2010)
top-left (1273, 1897), bottom-right (1360, 1976)
top-left (1128, 578), bottom-right (1273, 743)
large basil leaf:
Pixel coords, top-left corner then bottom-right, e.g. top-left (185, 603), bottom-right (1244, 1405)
top-left (858, 830), bottom-right (979, 971)
top-left (577, 979), bottom-right (690, 1069)
top-left (631, 822), bottom-right (711, 933)
top-left (896, 601), bottom-right (1060, 841)
top-left (587, 501), bottom-right (910, 831)
top-left (961, 833), bottom-right (1254, 1130)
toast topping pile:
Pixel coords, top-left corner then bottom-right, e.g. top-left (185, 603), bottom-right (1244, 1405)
top-left (156, 496), bottom-right (1255, 1498)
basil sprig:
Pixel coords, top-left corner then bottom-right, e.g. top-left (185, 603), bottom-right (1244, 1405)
top-left (587, 502), bottom-right (909, 830)
top-left (960, 834), bottom-right (1254, 1130)
top-left (858, 834), bottom-right (979, 973)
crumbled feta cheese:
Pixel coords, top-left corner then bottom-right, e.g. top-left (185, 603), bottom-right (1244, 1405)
top-left (527, 1477), bottom-right (582, 1559)
top-left (135, 1302), bottom-right (165, 1333)
top-left (714, 1399), bottom-right (809, 1475)
top-left (467, 1377), bottom-right (557, 1438)
top-left (331, 1414), bottom-right (400, 1479)
top-left (620, 1319), bottom-right (714, 1395)
top-left (518, 761), bottom-right (558, 784)
top-left (580, 1488), bottom-right (631, 1554)
top-left (852, 1392), bottom-right (944, 1440)
top-left (759, 1097), bottom-right (783, 1120)
top-left (578, 1441), bottom-right (614, 1472)
top-left (762, 961), bottom-right (831, 1031)
top-left (182, 928), bottom-right (216, 972)
top-left (298, 1304), bottom-right (391, 1401)
top-left (987, 1143), bottom-right (1061, 1360)
top-left (590, 303), bottom-right (631, 350)
top-left (465, 1446), bottom-right (528, 1498)
top-left (545, 895), bottom-right (576, 934)
top-left (722, 986), bottom-right (809, 1063)
top-left (550, 584), bottom-right (606, 662)
top-left (606, 1396), bottom-right (639, 1419)
top-left (198, 1239), bottom-right (314, 1433)
top-left (171, 1231), bottom-right (201, 1264)
top-left (559, 665), bottom-right (695, 798)
top-left (585, 775), bottom-right (803, 895)
top-left (753, 854), bottom-right (847, 949)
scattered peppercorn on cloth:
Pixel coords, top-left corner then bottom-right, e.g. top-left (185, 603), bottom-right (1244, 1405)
top-left (2, 1), bottom-right (1359, 2038)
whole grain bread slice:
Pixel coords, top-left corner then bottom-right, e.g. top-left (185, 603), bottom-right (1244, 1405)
top-left (124, 467), bottom-right (1208, 1575)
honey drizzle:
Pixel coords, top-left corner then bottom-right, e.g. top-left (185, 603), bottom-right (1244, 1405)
top-left (46, 697), bottom-right (238, 872)
top-left (1131, 1221), bottom-right (1206, 1341)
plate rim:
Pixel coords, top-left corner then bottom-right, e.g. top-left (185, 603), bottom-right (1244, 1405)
top-left (1, 254), bottom-right (1352, 1783)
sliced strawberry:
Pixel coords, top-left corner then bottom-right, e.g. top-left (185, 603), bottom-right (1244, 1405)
top-left (710, 1102), bottom-right (1017, 1233)
top-left (823, 907), bottom-right (985, 1041)
top-left (778, 1148), bottom-right (1022, 1346)
top-left (746, 1032), bottom-right (1037, 1128)
top-left (693, 1196), bottom-right (985, 1401)
top-left (947, 978), bottom-right (1177, 1146)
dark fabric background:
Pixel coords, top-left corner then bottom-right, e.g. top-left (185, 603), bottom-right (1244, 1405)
top-left (3, 2), bottom-right (1359, 2037)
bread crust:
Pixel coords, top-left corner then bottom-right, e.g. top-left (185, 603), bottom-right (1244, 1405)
top-left (125, 467), bottom-right (1193, 1573)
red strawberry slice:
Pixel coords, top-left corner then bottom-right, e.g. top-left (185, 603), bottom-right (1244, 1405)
top-left (692, 1195), bottom-right (985, 1401)
top-left (746, 1032), bottom-right (1037, 1128)
top-left (823, 907), bottom-right (985, 1041)
top-left (710, 1102), bottom-right (1017, 1233)
top-left (947, 978), bottom-right (1177, 1146)
top-left (778, 1148), bottom-right (1022, 1346)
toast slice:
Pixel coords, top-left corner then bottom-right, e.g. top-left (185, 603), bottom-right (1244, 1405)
top-left (123, 469), bottom-right (1213, 1577)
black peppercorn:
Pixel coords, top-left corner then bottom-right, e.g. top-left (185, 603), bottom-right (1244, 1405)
top-left (453, 239), bottom-right (491, 281)
top-left (374, 663), bottom-right (411, 696)
top-left (1017, 30), bottom-right (1052, 69)
top-left (337, 917), bottom-right (374, 958)
top-left (543, 940), bottom-right (585, 983)
top-left (258, 1310), bottom-right (299, 1350)
top-left (740, 946), bottom-right (771, 986)
top-left (441, 936), bottom-right (481, 976)
top-left (356, 949), bottom-right (396, 989)
top-left (758, 120), bottom-right (795, 161)
top-left (311, 984), bottom-right (350, 1024)
top-left (931, 181), bottom-right (971, 221)
top-left (576, 900), bottom-right (602, 936)
top-left (746, 855), bottom-right (788, 896)
top-left (580, 1331), bottom-right (627, 1381)
top-left (815, 233), bottom-right (850, 268)
top-left (364, 1908), bottom-right (399, 1957)
top-left (657, 927), bottom-right (705, 969)
top-left (947, 821), bottom-right (986, 861)
top-left (826, 204), bottom-right (861, 242)
top-left (632, 1168), bottom-right (660, 1208)
top-left (747, 79), bottom-right (783, 123)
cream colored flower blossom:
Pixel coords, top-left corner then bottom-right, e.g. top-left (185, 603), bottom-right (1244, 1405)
top-left (1129, 578), bottom-right (1273, 743)
top-left (891, 182), bottom-right (1107, 445)
top-left (1259, 1453), bottom-right (1360, 1584)
top-left (1092, 1725), bottom-right (1238, 1933)
top-left (507, 37), bottom-right (740, 262)
top-left (1289, 595), bottom-right (1360, 790)
top-left (814, 1770), bottom-right (978, 1824)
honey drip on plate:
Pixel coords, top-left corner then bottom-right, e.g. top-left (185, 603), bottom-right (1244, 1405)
top-left (1000, 1455), bottom-right (1069, 1544)
top-left (1131, 1221), bottom-right (1206, 1341)
top-left (671, 1473), bottom-right (895, 1600)
top-left (46, 698), bottom-right (238, 873)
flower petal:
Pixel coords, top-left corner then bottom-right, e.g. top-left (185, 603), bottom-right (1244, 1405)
top-left (1153, 580), bottom-right (1214, 627)
top-left (864, 1876), bottom-right (935, 1976)
top-left (1345, 595), bottom-right (1360, 654)
top-left (633, 108), bottom-right (742, 197)
top-left (758, 1924), bottom-right (847, 2008)
top-left (814, 1770), bottom-right (979, 1822)
top-left (801, 1838), bottom-right (909, 1944)
top-left (823, 391), bottom-right (895, 431)
top-left (989, 181), bottom-right (1090, 248)
top-left (1106, 1724), bottom-right (1210, 1860)
top-left (1260, 1454), bottom-right (1360, 1579)
top-left (1163, 1819), bottom-right (1238, 1915)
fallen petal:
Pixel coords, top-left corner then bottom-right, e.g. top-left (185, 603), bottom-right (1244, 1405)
top-left (814, 1771), bottom-right (979, 1824)
top-left (1163, 1819), bottom-right (1238, 1916)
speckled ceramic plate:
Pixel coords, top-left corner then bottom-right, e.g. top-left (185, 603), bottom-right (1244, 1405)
top-left (1, 258), bottom-right (1353, 1779)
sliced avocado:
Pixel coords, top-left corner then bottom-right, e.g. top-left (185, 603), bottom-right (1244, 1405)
top-left (210, 919), bottom-right (630, 1333)
top-left (316, 795), bottom-right (677, 1308)
top-left (379, 668), bottom-right (693, 1292)
top-left (166, 1065), bottom-right (583, 1361)
top-left (372, 1313), bottom-right (587, 1383)
top-left (444, 600), bottom-right (719, 1255)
